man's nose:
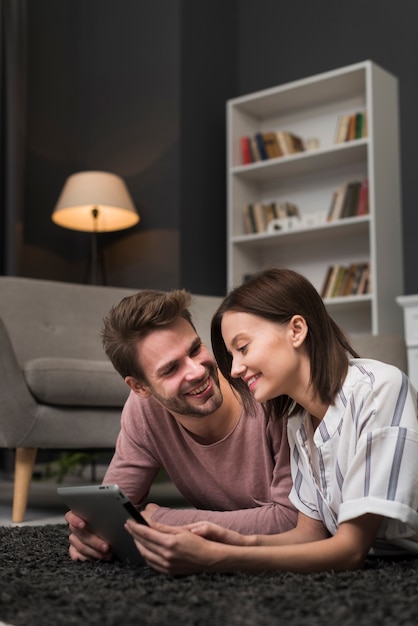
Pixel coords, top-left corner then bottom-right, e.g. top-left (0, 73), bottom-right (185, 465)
top-left (184, 358), bottom-right (206, 378)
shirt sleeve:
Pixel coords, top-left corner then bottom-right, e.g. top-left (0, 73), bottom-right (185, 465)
top-left (338, 370), bottom-right (418, 533)
top-left (103, 394), bottom-right (161, 507)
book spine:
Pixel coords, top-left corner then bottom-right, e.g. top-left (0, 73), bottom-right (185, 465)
top-left (252, 202), bottom-right (266, 232)
top-left (262, 132), bottom-right (283, 159)
top-left (240, 136), bottom-right (252, 165)
top-left (276, 131), bottom-right (290, 155)
top-left (254, 133), bottom-right (268, 160)
top-left (334, 115), bottom-right (350, 143)
top-left (243, 204), bottom-right (255, 234)
top-left (320, 265), bottom-right (334, 298)
top-left (250, 137), bottom-right (261, 161)
top-left (341, 181), bottom-right (362, 218)
top-left (357, 179), bottom-right (369, 216)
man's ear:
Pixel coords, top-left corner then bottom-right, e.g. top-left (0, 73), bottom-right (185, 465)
top-left (125, 376), bottom-right (151, 398)
top-left (289, 315), bottom-right (308, 348)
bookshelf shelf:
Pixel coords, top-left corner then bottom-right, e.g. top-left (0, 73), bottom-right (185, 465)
top-left (231, 140), bottom-right (368, 182)
top-left (232, 215), bottom-right (370, 246)
top-left (227, 61), bottom-right (404, 335)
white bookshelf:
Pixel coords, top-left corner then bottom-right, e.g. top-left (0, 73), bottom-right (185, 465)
top-left (226, 61), bottom-right (404, 335)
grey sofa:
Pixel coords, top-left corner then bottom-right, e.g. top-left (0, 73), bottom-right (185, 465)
top-left (0, 276), bottom-right (222, 522)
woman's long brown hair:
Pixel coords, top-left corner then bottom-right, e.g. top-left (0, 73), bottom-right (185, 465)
top-left (211, 268), bottom-right (359, 419)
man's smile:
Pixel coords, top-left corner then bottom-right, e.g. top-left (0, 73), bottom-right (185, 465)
top-left (186, 377), bottom-right (212, 397)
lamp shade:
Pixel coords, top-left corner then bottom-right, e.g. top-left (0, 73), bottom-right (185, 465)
top-left (52, 171), bottom-right (139, 232)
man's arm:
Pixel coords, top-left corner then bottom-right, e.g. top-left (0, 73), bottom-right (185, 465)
top-left (145, 500), bottom-right (296, 534)
top-left (65, 395), bottom-right (160, 561)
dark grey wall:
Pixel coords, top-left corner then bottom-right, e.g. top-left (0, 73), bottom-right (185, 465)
top-left (237, 0), bottom-right (418, 295)
top-left (179, 2), bottom-right (237, 294)
top-left (22, 0), bottom-right (237, 295)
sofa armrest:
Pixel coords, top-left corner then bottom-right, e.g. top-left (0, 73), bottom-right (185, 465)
top-left (0, 316), bottom-right (39, 447)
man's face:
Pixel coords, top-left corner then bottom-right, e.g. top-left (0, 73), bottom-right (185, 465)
top-left (133, 317), bottom-right (223, 418)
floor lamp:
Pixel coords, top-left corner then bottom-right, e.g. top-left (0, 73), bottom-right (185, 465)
top-left (52, 171), bottom-right (139, 284)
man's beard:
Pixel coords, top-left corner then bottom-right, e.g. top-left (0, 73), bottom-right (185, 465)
top-left (147, 366), bottom-right (223, 418)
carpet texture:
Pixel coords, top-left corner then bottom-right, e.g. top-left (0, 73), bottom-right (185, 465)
top-left (1, 525), bottom-right (418, 626)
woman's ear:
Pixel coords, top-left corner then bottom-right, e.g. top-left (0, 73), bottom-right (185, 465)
top-left (125, 376), bottom-right (151, 398)
top-left (289, 315), bottom-right (308, 348)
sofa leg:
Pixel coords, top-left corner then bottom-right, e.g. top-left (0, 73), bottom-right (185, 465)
top-left (12, 447), bottom-right (37, 523)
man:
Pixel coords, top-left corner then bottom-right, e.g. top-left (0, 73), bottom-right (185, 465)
top-left (66, 289), bottom-right (296, 561)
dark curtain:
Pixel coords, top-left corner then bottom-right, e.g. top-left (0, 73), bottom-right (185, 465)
top-left (0, 0), bottom-right (27, 275)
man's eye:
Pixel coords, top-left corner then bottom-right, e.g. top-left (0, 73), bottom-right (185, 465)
top-left (190, 343), bottom-right (202, 357)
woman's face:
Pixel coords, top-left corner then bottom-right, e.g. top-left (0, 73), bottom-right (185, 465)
top-left (221, 310), bottom-right (307, 403)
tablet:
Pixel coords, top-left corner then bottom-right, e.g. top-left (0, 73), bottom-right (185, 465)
top-left (57, 484), bottom-right (148, 565)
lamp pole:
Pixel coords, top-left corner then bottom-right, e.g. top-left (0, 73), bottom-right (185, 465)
top-left (89, 207), bottom-right (99, 285)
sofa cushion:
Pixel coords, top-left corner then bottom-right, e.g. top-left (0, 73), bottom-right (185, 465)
top-left (23, 358), bottom-right (130, 407)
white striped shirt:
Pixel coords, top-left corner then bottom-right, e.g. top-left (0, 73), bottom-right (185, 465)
top-left (287, 359), bottom-right (418, 554)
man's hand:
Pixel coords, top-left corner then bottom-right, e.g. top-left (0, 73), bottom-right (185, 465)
top-left (143, 502), bottom-right (161, 517)
top-left (185, 520), bottom-right (254, 546)
top-left (65, 510), bottom-right (113, 561)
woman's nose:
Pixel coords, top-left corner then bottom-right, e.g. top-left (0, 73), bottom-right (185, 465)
top-left (230, 356), bottom-right (246, 379)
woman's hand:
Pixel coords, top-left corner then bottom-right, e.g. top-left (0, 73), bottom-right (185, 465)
top-left (125, 518), bottom-right (252, 575)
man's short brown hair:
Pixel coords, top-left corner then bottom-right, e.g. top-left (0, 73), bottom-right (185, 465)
top-left (102, 289), bottom-right (195, 382)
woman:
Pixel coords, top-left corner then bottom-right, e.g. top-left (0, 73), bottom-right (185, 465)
top-left (126, 268), bottom-right (418, 575)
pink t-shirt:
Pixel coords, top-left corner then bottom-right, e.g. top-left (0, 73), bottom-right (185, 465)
top-left (104, 392), bottom-right (296, 534)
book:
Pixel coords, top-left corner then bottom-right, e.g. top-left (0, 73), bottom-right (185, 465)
top-left (263, 202), bottom-right (278, 228)
top-left (287, 132), bottom-right (305, 153)
top-left (334, 115), bottom-right (350, 143)
top-left (243, 204), bottom-right (256, 234)
top-left (262, 132), bottom-right (283, 159)
top-left (255, 133), bottom-right (268, 160)
top-left (346, 114), bottom-right (357, 141)
top-left (331, 266), bottom-right (347, 297)
top-left (326, 190), bottom-right (339, 221)
top-left (320, 265), bottom-right (335, 298)
top-left (334, 111), bottom-right (367, 143)
top-left (328, 183), bottom-right (349, 221)
top-left (340, 181), bottom-right (362, 218)
top-left (250, 137), bottom-right (261, 161)
top-left (283, 202), bottom-right (300, 218)
top-left (356, 262), bottom-right (370, 295)
top-left (252, 202), bottom-right (266, 232)
top-left (356, 179), bottom-right (369, 216)
top-left (322, 265), bottom-right (341, 299)
top-left (355, 113), bottom-right (364, 139)
top-left (340, 263), bottom-right (359, 296)
top-left (273, 202), bottom-right (289, 219)
top-left (347, 263), bottom-right (366, 295)
top-left (276, 131), bottom-right (305, 155)
top-left (240, 136), bottom-right (252, 165)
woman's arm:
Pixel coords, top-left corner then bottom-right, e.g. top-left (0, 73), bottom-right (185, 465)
top-left (125, 512), bottom-right (382, 576)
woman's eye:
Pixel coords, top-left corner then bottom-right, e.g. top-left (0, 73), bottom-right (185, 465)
top-left (237, 344), bottom-right (247, 353)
